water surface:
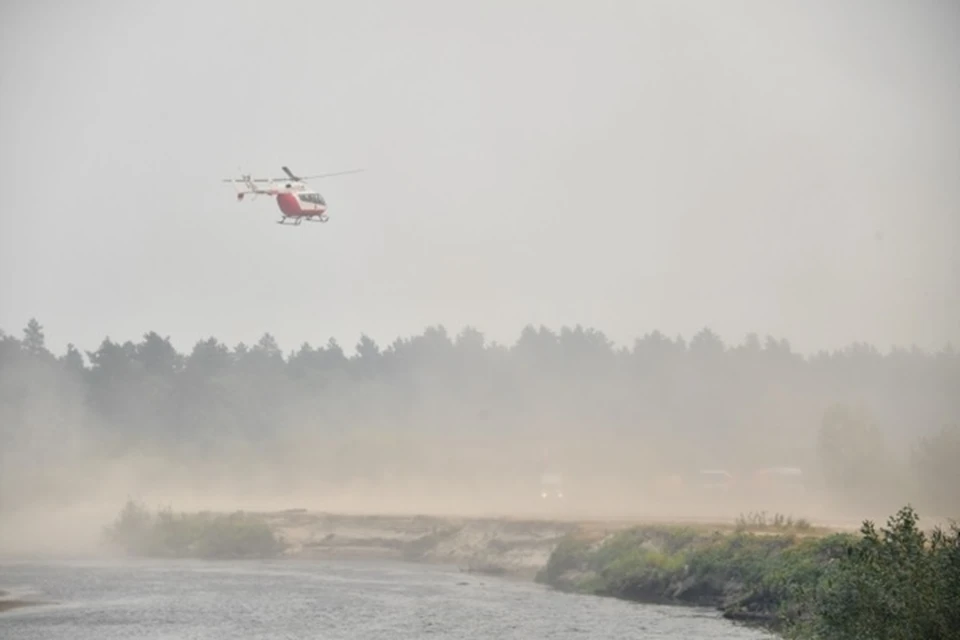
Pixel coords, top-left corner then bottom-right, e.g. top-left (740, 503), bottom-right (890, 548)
top-left (0, 557), bottom-right (774, 639)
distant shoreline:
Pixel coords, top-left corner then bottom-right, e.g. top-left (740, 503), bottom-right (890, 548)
top-left (0, 588), bottom-right (51, 614)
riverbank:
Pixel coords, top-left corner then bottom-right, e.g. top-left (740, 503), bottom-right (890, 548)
top-left (98, 503), bottom-right (960, 637)
top-left (255, 506), bottom-right (959, 637)
top-left (106, 500), bottom-right (836, 582)
top-left (256, 508), bottom-right (841, 584)
top-left (261, 510), bottom-right (583, 580)
top-left (532, 506), bottom-right (960, 638)
top-left (102, 501), bottom-right (591, 579)
top-left (0, 589), bottom-right (47, 613)
top-left (533, 523), bottom-right (851, 632)
top-left (265, 511), bottom-right (839, 627)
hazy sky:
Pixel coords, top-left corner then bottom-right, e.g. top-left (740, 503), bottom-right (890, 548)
top-left (1, 0), bottom-right (958, 356)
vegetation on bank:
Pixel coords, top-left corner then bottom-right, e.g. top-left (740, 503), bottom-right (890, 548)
top-left (536, 505), bottom-right (960, 639)
top-left (734, 511), bottom-right (814, 533)
top-left (103, 500), bottom-right (287, 559)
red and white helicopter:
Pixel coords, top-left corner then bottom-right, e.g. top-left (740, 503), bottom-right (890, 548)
top-left (222, 165), bottom-right (363, 225)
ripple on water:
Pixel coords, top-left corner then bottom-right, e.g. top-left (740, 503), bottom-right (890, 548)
top-left (0, 558), bottom-right (776, 639)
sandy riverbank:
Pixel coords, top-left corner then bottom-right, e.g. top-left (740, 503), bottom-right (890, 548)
top-left (251, 509), bottom-right (848, 580)
top-left (257, 510), bottom-right (583, 579)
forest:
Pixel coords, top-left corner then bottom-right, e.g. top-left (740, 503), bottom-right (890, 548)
top-left (1, 318), bottom-right (957, 520)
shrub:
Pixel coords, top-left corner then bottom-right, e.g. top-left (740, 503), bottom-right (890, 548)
top-left (103, 499), bottom-right (286, 559)
top-left (793, 505), bottom-right (960, 639)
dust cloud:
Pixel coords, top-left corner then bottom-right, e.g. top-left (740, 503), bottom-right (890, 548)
top-left (1, 322), bottom-right (957, 556)
top-left (2, 2), bottom-right (959, 556)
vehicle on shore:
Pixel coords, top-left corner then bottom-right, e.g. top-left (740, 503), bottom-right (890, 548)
top-left (540, 472), bottom-right (564, 500)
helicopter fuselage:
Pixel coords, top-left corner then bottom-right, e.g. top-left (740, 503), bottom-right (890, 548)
top-left (275, 184), bottom-right (327, 218)
top-left (235, 182), bottom-right (327, 224)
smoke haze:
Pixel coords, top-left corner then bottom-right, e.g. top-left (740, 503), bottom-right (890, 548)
top-left (1, 1), bottom-right (958, 554)
top-left (1, 322), bottom-right (958, 555)
top-left (1, 1), bottom-right (957, 353)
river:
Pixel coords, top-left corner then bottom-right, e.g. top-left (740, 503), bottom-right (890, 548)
top-left (1, 557), bottom-right (774, 639)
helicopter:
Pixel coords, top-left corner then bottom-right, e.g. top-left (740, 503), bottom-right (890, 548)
top-left (222, 165), bottom-right (363, 226)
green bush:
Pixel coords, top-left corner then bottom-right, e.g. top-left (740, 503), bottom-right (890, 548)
top-left (103, 499), bottom-right (286, 559)
top-left (535, 536), bottom-right (593, 587)
top-left (538, 506), bottom-right (960, 638)
top-left (791, 506), bottom-right (960, 639)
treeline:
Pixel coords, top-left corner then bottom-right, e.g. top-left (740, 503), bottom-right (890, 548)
top-left (1, 318), bottom-right (957, 516)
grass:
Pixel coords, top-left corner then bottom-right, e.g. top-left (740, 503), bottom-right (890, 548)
top-left (735, 511), bottom-right (811, 531)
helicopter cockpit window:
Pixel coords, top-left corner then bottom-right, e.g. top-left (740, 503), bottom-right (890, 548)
top-left (298, 193), bottom-right (326, 205)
